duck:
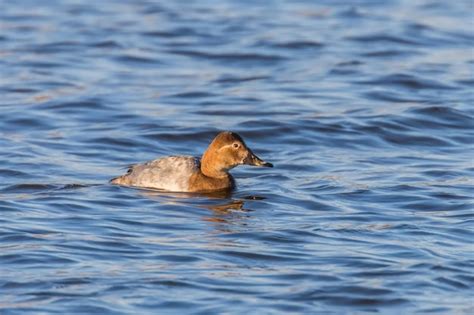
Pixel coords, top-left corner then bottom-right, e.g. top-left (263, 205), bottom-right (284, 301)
top-left (110, 131), bottom-right (273, 192)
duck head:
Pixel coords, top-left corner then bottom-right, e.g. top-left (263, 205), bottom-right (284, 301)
top-left (201, 131), bottom-right (273, 178)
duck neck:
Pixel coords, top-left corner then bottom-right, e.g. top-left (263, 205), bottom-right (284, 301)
top-left (201, 152), bottom-right (228, 179)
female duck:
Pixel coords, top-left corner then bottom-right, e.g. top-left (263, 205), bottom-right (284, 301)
top-left (110, 131), bottom-right (273, 192)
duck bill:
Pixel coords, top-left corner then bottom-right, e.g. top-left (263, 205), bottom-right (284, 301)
top-left (243, 151), bottom-right (273, 167)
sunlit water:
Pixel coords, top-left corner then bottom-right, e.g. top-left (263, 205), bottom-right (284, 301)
top-left (1, 0), bottom-right (473, 313)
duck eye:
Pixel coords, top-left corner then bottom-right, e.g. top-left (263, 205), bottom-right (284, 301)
top-left (233, 143), bottom-right (240, 149)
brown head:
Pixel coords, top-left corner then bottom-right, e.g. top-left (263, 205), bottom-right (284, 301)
top-left (200, 131), bottom-right (273, 178)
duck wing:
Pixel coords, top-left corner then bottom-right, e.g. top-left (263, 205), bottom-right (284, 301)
top-left (111, 156), bottom-right (200, 191)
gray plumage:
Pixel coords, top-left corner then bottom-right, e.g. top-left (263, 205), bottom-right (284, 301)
top-left (110, 156), bottom-right (200, 191)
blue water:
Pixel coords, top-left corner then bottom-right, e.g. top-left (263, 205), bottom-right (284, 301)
top-left (1, 0), bottom-right (473, 313)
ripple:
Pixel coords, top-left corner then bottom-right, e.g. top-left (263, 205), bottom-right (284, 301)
top-left (361, 49), bottom-right (420, 58)
top-left (260, 40), bottom-right (324, 50)
top-left (89, 40), bottom-right (123, 48)
top-left (168, 91), bottom-right (217, 99)
top-left (167, 49), bottom-right (287, 66)
top-left (113, 54), bottom-right (163, 65)
top-left (213, 74), bottom-right (270, 84)
top-left (1, 183), bottom-right (56, 193)
top-left (27, 41), bottom-right (83, 54)
top-left (357, 73), bottom-right (456, 90)
top-left (406, 106), bottom-right (473, 127)
top-left (346, 34), bottom-right (422, 46)
top-left (142, 27), bottom-right (205, 38)
top-left (363, 90), bottom-right (430, 103)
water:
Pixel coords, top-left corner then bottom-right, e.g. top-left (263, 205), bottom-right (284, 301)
top-left (1, 0), bottom-right (473, 313)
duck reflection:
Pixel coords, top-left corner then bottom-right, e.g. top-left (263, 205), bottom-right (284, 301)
top-left (134, 187), bottom-right (265, 225)
top-left (135, 187), bottom-right (232, 200)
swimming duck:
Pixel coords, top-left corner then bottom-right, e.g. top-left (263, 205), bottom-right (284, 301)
top-left (110, 131), bottom-right (273, 192)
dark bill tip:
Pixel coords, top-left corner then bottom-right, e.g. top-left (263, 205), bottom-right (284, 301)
top-left (244, 152), bottom-right (273, 168)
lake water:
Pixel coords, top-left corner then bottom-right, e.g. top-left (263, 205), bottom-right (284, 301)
top-left (1, 0), bottom-right (473, 314)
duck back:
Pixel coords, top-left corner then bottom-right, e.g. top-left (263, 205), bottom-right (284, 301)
top-left (110, 156), bottom-right (200, 191)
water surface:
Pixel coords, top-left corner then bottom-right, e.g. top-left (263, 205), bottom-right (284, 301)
top-left (1, 0), bottom-right (473, 313)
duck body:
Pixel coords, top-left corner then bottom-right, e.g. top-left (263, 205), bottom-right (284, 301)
top-left (110, 131), bottom-right (272, 192)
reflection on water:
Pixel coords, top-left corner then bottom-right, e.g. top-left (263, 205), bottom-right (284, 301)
top-left (203, 199), bottom-right (246, 214)
top-left (136, 187), bottom-right (234, 200)
top-left (1, 0), bottom-right (473, 314)
top-left (136, 187), bottom-right (256, 226)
